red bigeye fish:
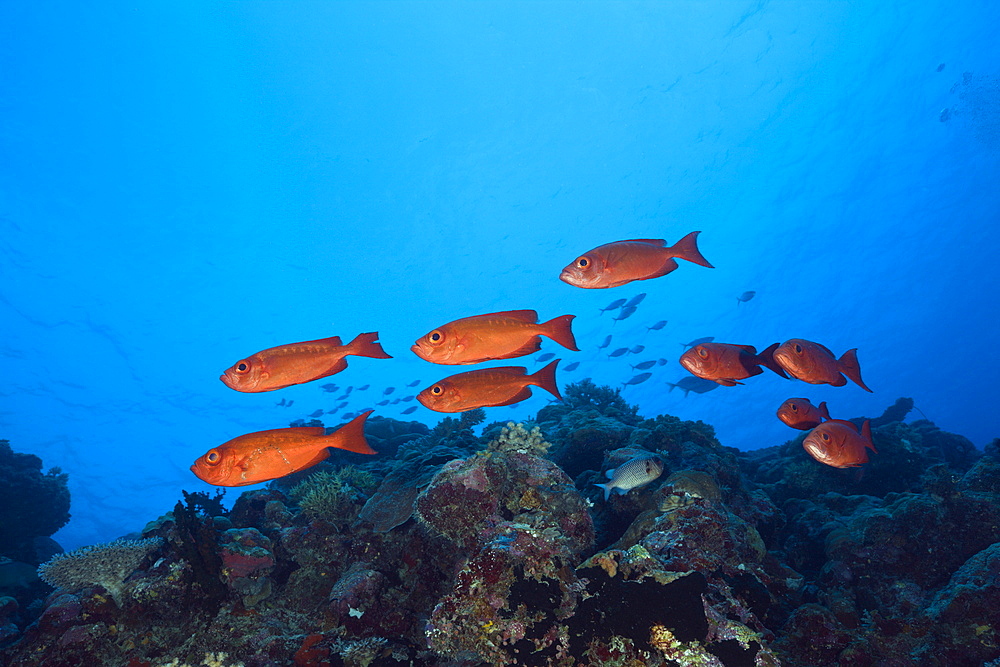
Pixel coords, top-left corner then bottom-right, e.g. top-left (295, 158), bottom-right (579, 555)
top-left (777, 398), bottom-right (831, 430)
top-left (559, 232), bottom-right (714, 289)
top-left (678, 342), bottom-right (787, 386)
top-left (221, 333), bottom-right (392, 393)
top-left (191, 411), bottom-right (376, 486)
top-left (802, 419), bottom-right (877, 468)
top-left (773, 339), bottom-right (872, 392)
top-left (417, 360), bottom-right (561, 412)
top-left (411, 310), bottom-right (577, 365)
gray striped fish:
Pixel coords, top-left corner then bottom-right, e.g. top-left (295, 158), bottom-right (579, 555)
top-left (595, 455), bottom-right (664, 500)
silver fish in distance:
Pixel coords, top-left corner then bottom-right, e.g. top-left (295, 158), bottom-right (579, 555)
top-left (595, 455), bottom-right (664, 500)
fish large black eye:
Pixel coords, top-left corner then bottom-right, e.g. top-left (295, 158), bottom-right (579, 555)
top-left (431, 385), bottom-right (443, 395)
top-left (790, 404), bottom-right (798, 412)
top-left (429, 331), bottom-right (443, 344)
top-left (235, 361), bottom-right (250, 373)
top-left (697, 347), bottom-right (708, 359)
top-left (822, 432), bottom-right (830, 441)
top-left (794, 343), bottom-right (802, 354)
top-left (576, 257), bottom-right (589, 268)
top-left (206, 450), bottom-right (221, 464)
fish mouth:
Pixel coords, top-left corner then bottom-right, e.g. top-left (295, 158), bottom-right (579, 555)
top-left (558, 268), bottom-right (578, 285)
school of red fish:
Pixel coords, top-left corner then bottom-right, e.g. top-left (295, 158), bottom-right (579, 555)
top-left (191, 232), bottom-right (877, 485)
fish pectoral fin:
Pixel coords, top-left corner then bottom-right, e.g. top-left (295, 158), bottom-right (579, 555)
top-left (717, 379), bottom-right (741, 387)
top-left (832, 374), bottom-right (848, 387)
top-left (507, 337), bottom-right (543, 359)
top-left (322, 358), bottom-right (349, 376)
top-left (645, 257), bottom-right (679, 279)
top-left (234, 455), bottom-right (253, 471)
top-left (300, 447), bottom-right (332, 469)
top-left (494, 386), bottom-right (534, 406)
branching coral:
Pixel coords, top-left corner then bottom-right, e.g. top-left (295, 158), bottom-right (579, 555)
top-left (485, 422), bottom-right (551, 456)
top-left (36, 537), bottom-right (162, 605)
top-left (290, 466), bottom-right (376, 526)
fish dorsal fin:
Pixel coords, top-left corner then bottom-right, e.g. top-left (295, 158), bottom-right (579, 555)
top-left (483, 310), bottom-right (538, 323)
top-left (621, 238), bottom-right (666, 246)
top-left (819, 401), bottom-right (831, 421)
top-left (735, 344), bottom-right (758, 354)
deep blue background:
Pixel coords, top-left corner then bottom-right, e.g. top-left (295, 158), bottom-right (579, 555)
top-left (2, 2), bottom-right (998, 550)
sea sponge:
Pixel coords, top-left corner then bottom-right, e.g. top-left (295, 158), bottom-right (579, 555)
top-left (37, 537), bottom-right (162, 605)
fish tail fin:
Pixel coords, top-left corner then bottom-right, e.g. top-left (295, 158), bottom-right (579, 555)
top-left (862, 419), bottom-right (876, 452)
top-left (594, 482), bottom-right (612, 501)
top-left (665, 382), bottom-right (676, 393)
top-left (819, 401), bottom-right (831, 421)
top-left (346, 332), bottom-right (393, 360)
top-left (669, 231), bottom-right (714, 268)
top-left (838, 348), bottom-right (872, 392)
top-left (530, 359), bottom-right (562, 401)
top-left (329, 410), bottom-right (377, 455)
top-left (757, 342), bottom-right (788, 378)
top-left (541, 314), bottom-right (579, 351)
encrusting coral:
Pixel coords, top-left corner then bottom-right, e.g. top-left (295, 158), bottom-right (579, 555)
top-left (36, 538), bottom-right (162, 606)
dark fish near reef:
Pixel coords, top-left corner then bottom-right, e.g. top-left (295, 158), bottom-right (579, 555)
top-left (406, 379), bottom-right (420, 387)
top-left (802, 419), bottom-right (877, 468)
top-left (609, 347), bottom-right (629, 358)
top-left (737, 291), bottom-right (756, 305)
top-left (679, 342), bottom-right (786, 386)
top-left (383, 387), bottom-right (396, 395)
top-left (401, 406), bottom-right (417, 414)
top-left (221, 333), bottom-right (392, 393)
top-left (598, 335), bottom-right (612, 350)
top-left (308, 409), bottom-right (324, 418)
top-left (647, 320), bottom-right (667, 331)
top-left (191, 411), bottom-right (376, 486)
top-left (665, 376), bottom-right (720, 396)
top-left (612, 306), bottom-right (637, 323)
top-left (629, 345), bottom-right (645, 354)
top-left (631, 360), bottom-right (657, 371)
top-left (564, 361), bottom-right (580, 371)
top-left (326, 409), bottom-right (338, 414)
top-left (535, 352), bottom-right (556, 363)
top-left (417, 360), bottom-right (561, 412)
top-left (594, 455), bottom-right (664, 500)
top-left (599, 298), bottom-right (627, 314)
top-left (623, 372), bottom-right (652, 386)
top-left (559, 233), bottom-right (714, 289)
top-left (773, 339), bottom-right (872, 392)
top-left (681, 336), bottom-right (715, 349)
top-left (412, 310), bottom-right (578, 364)
top-left (777, 398), bottom-right (831, 430)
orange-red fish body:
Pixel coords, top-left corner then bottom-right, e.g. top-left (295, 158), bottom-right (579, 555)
top-left (802, 419), bottom-right (876, 468)
top-left (411, 310), bottom-right (577, 365)
top-left (221, 333), bottom-right (391, 392)
top-left (773, 339), bottom-right (872, 392)
top-left (191, 411), bottom-right (376, 486)
top-left (678, 342), bottom-right (785, 386)
top-left (417, 360), bottom-right (561, 412)
top-left (559, 232), bottom-right (714, 289)
top-left (777, 398), bottom-right (831, 430)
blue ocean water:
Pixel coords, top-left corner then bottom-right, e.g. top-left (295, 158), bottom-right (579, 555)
top-left (1, 2), bottom-right (997, 553)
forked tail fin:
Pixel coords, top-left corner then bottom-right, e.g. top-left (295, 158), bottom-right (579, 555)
top-left (530, 359), bottom-right (562, 401)
top-left (347, 332), bottom-right (393, 360)
top-left (541, 314), bottom-right (579, 351)
top-left (329, 410), bottom-right (377, 455)
top-left (757, 342), bottom-right (789, 378)
top-left (838, 348), bottom-right (872, 392)
top-left (669, 231), bottom-right (715, 268)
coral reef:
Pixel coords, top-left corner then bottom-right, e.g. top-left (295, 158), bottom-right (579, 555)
top-left (2, 394), bottom-right (998, 666)
top-left (0, 440), bottom-right (70, 564)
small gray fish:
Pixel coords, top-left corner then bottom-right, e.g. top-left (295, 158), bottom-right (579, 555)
top-left (338, 401), bottom-right (348, 408)
top-left (666, 376), bottom-right (720, 397)
top-left (595, 455), bottom-right (664, 500)
top-left (325, 408), bottom-right (338, 414)
top-left (598, 335), bottom-right (612, 350)
top-left (631, 360), bottom-right (657, 371)
top-left (647, 320), bottom-right (667, 331)
top-left (335, 394), bottom-right (349, 401)
top-left (599, 298), bottom-right (627, 314)
top-left (622, 372), bottom-right (652, 386)
top-left (681, 336), bottom-right (715, 349)
top-left (656, 359), bottom-right (668, 366)
top-left (402, 395), bottom-right (415, 402)
top-left (286, 400), bottom-right (294, 407)
top-left (383, 387), bottom-right (395, 395)
top-left (345, 386), bottom-right (354, 393)
top-left (629, 345), bottom-right (645, 354)
top-left (737, 291), bottom-right (756, 305)
top-left (564, 361), bottom-right (580, 372)
top-left (613, 306), bottom-right (637, 323)
top-left (357, 384), bottom-right (370, 391)
top-left (377, 400), bottom-right (390, 406)
top-left (609, 347), bottom-right (629, 358)
top-left (406, 380), bottom-right (421, 387)
top-left (309, 409), bottom-right (324, 418)
top-left (320, 383), bottom-right (338, 392)
top-left (391, 398), bottom-right (400, 404)
top-left (276, 398), bottom-right (287, 406)
top-left (536, 352), bottom-right (556, 363)
top-left (401, 406), bottom-right (417, 414)
top-left (625, 293), bottom-right (647, 308)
